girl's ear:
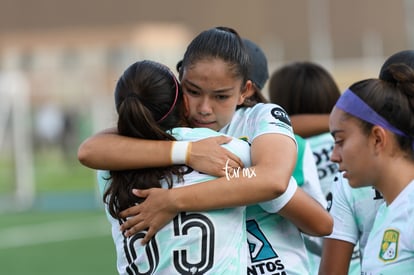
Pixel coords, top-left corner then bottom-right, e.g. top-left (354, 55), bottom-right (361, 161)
top-left (371, 125), bottom-right (388, 152)
top-left (238, 80), bottom-right (255, 105)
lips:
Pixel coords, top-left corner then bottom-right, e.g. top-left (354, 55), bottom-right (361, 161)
top-left (191, 118), bottom-right (216, 128)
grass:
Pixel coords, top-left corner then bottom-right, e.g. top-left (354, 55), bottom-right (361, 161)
top-left (0, 210), bottom-right (117, 275)
top-left (0, 147), bottom-right (118, 274)
top-left (0, 148), bottom-right (96, 194)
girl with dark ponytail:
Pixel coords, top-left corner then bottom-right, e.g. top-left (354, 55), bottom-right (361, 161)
top-left (104, 60), bottom-right (184, 218)
top-left (325, 63), bottom-right (414, 273)
top-left (321, 50), bottom-right (414, 275)
top-left (99, 60), bottom-right (252, 274)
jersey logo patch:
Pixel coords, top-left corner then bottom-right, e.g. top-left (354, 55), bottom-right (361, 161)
top-left (270, 107), bottom-right (291, 126)
top-left (379, 229), bottom-right (399, 262)
top-left (246, 219), bottom-right (278, 261)
top-left (238, 136), bottom-right (251, 145)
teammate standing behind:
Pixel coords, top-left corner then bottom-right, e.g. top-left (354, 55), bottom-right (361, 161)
top-left (328, 63), bottom-right (414, 273)
top-left (242, 38), bottom-right (327, 274)
top-left (243, 40), bottom-right (325, 208)
top-left (99, 60), bottom-right (252, 274)
top-left (319, 50), bottom-right (414, 275)
top-left (268, 61), bottom-right (340, 200)
top-left (268, 61), bottom-right (346, 274)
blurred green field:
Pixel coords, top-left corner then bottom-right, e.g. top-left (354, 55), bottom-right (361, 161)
top-left (0, 148), bottom-right (118, 274)
top-left (0, 210), bottom-right (117, 275)
top-left (0, 149), bottom-right (97, 194)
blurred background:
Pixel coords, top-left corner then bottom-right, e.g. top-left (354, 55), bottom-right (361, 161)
top-left (0, 0), bottom-right (412, 273)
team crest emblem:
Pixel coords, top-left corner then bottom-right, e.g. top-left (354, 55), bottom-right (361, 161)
top-left (238, 136), bottom-right (250, 143)
top-left (379, 229), bottom-right (399, 262)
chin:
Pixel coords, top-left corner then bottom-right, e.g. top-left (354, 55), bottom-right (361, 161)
top-left (347, 178), bottom-right (360, 189)
top-left (348, 179), bottom-right (370, 189)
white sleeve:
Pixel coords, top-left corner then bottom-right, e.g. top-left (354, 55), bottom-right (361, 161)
top-left (258, 177), bottom-right (298, 213)
top-left (325, 174), bottom-right (359, 244)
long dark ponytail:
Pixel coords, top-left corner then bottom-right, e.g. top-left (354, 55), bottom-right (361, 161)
top-left (104, 60), bottom-right (184, 218)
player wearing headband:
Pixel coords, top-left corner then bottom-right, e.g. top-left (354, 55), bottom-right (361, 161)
top-left (327, 63), bottom-right (414, 273)
top-left (98, 60), bottom-right (252, 274)
top-left (320, 50), bottom-right (414, 275)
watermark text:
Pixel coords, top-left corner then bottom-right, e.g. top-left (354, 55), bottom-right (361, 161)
top-left (224, 159), bottom-right (256, 180)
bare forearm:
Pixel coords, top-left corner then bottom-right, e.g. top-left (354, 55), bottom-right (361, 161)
top-left (278, 188), bottom-right (333, 236)
top-left (172, 164), bottom-right (289, 211)
top-left (172, 135), bottom-right (295, 211)
top-left (290, 114), bottom-right (329, 137)
top-left (319, 238), bottom-right (354, 275)
top-left (77, 131), bottom-right (172, 170)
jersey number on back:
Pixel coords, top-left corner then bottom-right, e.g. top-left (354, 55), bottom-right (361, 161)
top-left (123, 212), bottom-right (215, 274)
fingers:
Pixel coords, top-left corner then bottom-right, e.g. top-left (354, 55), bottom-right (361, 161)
top-left (132, 188), bottom-right (148, 198)
top-left (141, 229), bottom-right (156, 245)
top-left (225, 157), bottom-right (244, 169)
top-left (120, 217), bottom-right (157, 245)
top-left (215, 135), bottom-right (232, 145)
top-left (120, 216), bottom-right (140, 232)
top-left (214, 136), bottom-right (245, 168)
top-left (123, 223), bottom-right (145, 238)
top-left (216, 136), bottom-right (244, 168)
top-left (119, 205), bottom-right (140, 218)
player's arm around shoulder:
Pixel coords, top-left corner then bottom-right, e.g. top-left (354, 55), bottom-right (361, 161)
top-left (250, 133), bottom-right (297, 196)
top-left (78, 127), bottom-right (173, 170)
top-left (278, 186), bottom-right (333, 236)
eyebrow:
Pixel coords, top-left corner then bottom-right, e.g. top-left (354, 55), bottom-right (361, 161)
top-left (183, 79), bottom-right (235, 94)
top-left (330, 129), bottom-right (344, 137)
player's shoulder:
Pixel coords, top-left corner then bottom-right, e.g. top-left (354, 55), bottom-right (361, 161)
top-left (171, 127), bottom-right (222, 141)
top-left (241, 103), bottom-right (291, 124)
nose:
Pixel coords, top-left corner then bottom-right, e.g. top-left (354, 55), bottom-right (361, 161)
top-left (197, 97), bottom-right (212, 116)
top-left (330, 145), bottom-right (341, 163)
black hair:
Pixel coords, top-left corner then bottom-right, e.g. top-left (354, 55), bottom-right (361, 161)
top-left (379, 50), bottom-right (414, 81)
top-left (268, 61), bottom-right (341, 114)
top-left (178, 26), bottom-right (267, 107)
top-left (349, 63), bottom-right (414, 157)
top-left (104, 60), bottom-right (185, 218)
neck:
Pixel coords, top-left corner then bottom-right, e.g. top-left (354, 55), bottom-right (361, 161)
top-left (374, 157), bottom-right (414, 205)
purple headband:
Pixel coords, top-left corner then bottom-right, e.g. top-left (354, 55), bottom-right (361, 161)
top-left (336, 89), bottom-right (414, 150)
top-left (157, 72), bottom-right (179, 123)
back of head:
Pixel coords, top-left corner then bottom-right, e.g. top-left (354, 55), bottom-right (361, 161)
top-left (107, 60), bottom-right (183, 218)
top-left (268, 61), bottom-right (340, 115)
top-left (380, 50), bottom-right (414, 81)
top-left (347, 63), bottom-right (414, 154)
top-left (243, 38), bottom-right (269, 90)
top-left (114, 60), bottom-right (182, 140)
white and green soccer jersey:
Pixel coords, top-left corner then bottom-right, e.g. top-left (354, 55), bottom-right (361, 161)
top-left (327, 174), bottom-right (384, 274)
top-left (361, 180), bottom-right (414, 274)
top-left (293, 135), bottom-right (327, 208)
top-left (98, 127), bottom-right (251, 275)
top-left (220, 103), bottom-right (295, 143)
top-left (294, 135), bottom-right (327, 275)
top-left (246, 204), bottom-right (310, 275)
top-left (306, 132), bottom-right (338, 199)
top-left (221, 104), bottom-right (310, 274)
top-left (221, 103), bottom-right (298, 214)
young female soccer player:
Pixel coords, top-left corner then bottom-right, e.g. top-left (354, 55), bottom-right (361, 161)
top-left (319, 50), bottom-right (414, 275)
top-left (327, 63), bottom-right (414, 273)
top-left (99, 59), bottom-right (254, 274)
top-left (268, 61), bottom-right (343, 274)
